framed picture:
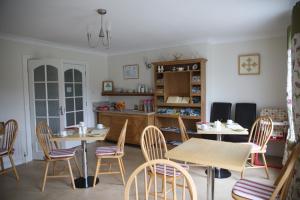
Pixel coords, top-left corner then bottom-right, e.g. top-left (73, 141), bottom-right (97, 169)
top-left (102, 81), bottom-right (113, 92)
top-left (238, 54), bottom-right (260, 75)
top-left (123, 64), bottom-right (139, 79)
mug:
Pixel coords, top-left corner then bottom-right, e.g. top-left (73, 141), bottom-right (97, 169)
top-left (227, 119), bottom-right (233, 125)
top-left (97, 124), bottom-right (104, 129)
top-left (200, 124), bottom-right (208, 130)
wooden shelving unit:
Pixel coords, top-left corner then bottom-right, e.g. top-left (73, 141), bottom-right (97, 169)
top-left (102, 92), bottom-right (154, 96)
top-left (152, 58), bottom-right (206, 133)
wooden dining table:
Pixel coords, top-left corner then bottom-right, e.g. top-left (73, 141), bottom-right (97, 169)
top-left (165, 138), bottom-right (252, 200)
top-left (51, 128), bottom-right (109, 188)
top-left (197, 123), bottom-right (248, 178)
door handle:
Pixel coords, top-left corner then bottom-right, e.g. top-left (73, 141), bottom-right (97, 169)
top-left (59, 106), bottom-right (64, 115)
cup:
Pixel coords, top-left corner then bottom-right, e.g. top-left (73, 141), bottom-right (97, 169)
top-left (227, 119), bottom-right (233, 125)
top-left (97, 124), bottom-right (104, 129)
top-left (61, 131), bottom-right (68, 137)
top-left (200, 124), bottom-right (208, 130)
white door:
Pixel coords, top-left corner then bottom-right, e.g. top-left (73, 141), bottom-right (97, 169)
top-left (28, 60), bottom-right (86, 159)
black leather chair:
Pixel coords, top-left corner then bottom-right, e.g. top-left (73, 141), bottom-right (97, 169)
top-left (202, 102), bottom-right (232, 140)
top-left (224, 103), bottom-right (257, 142)
top-left (210, 102), bottom-right (232, 122)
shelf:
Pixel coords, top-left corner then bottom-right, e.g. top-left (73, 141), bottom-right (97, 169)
top-left (191, 82), bottom-right (201, 85)
top-left (155, 114), bottom-right (201, 120)
top-left (191, 93), bottom-right (201, 96)
top-left (157, 70), bottom-right (199, 74)
top-left (102, 92), bottom-right (154, 96)
top-left (157, 103), bottom-right (201, 108)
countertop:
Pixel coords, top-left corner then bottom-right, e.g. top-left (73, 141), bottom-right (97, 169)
top-left (95, 109), bottom-right (155, 116)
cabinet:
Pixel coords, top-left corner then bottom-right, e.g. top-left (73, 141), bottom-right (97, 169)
top-left (152, 58), bottom-right (206, 135)
top-left (97, 111), bottom-right (155, 145)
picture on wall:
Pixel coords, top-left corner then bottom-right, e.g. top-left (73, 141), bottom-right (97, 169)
top-left (102, 81), bottom-right (113, 92)
top-left (238, 53), bottom-right (260, 75)
top-left (123, 64), bottom-right (139, 79)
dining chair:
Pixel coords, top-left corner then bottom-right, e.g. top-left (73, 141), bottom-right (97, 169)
top-left (225, 103), bottom-right (256, 142)
top-left (0, 119), bottom-right (19, 180)
top-left (241, 116), bottom-right (273, 179)
top-left (232, 143), bottom-right (300, 200)
top-left (36, 121), bottom-right (82, 191)
top-left (140, 125), bottom-right (189, 195)
top-left (93, 119), bottom-right (128, 186)
top-left (178, 116), bottom-right (189, 143)
top-left (124, 159), bottom-right (197, 200)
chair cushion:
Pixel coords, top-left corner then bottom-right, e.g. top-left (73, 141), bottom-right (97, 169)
top-left (49, 148), bottom-right (75, 158)
top-left (232, 179), bottom-right (275, 200)
top-left (0, 148), bottom-right (8, 156)
top-left (242, 142), bottom-right (266, 153)
top-left (95, 146), bottom-right (122, 156)
top-left (155, 163), bottom-right (189, 177)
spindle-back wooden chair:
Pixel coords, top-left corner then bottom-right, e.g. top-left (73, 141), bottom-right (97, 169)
top-left (36, 121), bottom-right (81, 191)
top-left (124, 159), bottom-right (197, 200)
top-left (140, 126), bottom-right (189, 197)
top-left (0, 119), bottom-right (19, 180)
top-left (242, 116), bottom-right (273, 178)
top-left (233, 143), bottom-right (300, 200)
top-left (93, 119), bottom-right (128, 186)
top-left (178, 116), bottom-right (189, 143)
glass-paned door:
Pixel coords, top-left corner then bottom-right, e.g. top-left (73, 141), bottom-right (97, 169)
top-left (63, 63), bottom-right (86, 127)
top-left (28, 60), bottom-right (86, 159)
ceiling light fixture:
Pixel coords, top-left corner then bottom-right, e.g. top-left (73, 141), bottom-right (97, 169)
top-left (87, 8), bottom-right (111, 49)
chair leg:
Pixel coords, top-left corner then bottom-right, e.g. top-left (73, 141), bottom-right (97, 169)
top-left (120, 158), bottom-right (126, 176)
top-left (0, 157), bottom-right (4, 171)
top-left (250, 153), bottom-right (255, 166)
top-left (42, 161), bottom-right (49, 192)
top-left (118, 158), bottom-right (125, 185)
top-left (73, 156), bottom-right (82, 177)
top-left (241, 167), bottom-right (245, 179)
top-left (261, 154), bottom-right (269, 179)
top-left (8, 154), bottom-right (19, 181)
top-left (93, 158), bottom-right (101, 187)
top-left (67, 160), bottom-right (76, 190)
top-left (52, 161), bottom-right (56, 175)
top-left (147, 174), bottom-right (153, 194)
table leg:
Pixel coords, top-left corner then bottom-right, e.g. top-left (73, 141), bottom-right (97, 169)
top-left (74, 140), bottom-right (99, 188)
top-left (214, 134), bottom-right (231, 179)
top-left (207, 166), bottom-right (215, 200)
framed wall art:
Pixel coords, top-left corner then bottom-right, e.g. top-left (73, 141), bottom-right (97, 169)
top-left (238, 53), bottom-right (260, 75)
top-left (102, 81), bottom-right (113, 92)
top-left (123, 64), bottom-right (139, 79)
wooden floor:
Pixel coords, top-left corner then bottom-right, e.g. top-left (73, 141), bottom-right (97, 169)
top-left (0, 141), bottom-right (280, 200)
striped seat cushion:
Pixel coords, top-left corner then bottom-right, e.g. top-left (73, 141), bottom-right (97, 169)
top-left (95, 146), bottom-right (122, 156)
top-left (155, 163), bottom-right (189, 177)
top-left (0, 148), bottom-right (8, 156)
top-left (232, 179), bottom-right (275, 200)
top-left (49, 148), bottom-right (76, 158)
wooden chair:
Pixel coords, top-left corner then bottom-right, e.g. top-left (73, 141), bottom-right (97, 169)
top-left (241, 116), bottom-right (273, 179)
top-left (0, 119), bottom-right (19, 180)
top-left (124, 159), bottom-right (197, 200)
top-left (178, 116), bottom-right (189, 143)
top-left (140, 125), bottom-right (189, 196)
top-left (93, 119), bottom-right (128, 186)
top-left (36, 121), bottom-right (82, 191)
top-left (232, 143), bottom-right (300, 200)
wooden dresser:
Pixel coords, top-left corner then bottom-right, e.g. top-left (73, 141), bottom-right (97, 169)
top-left (96, 110), bottom-right (155, 145)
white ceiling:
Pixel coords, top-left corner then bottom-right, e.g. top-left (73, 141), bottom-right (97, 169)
top-left (0, 0), bottom-right (295, 55)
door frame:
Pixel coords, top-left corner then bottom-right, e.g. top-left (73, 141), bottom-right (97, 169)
top-left (22, 56), bottom-right (89, 162)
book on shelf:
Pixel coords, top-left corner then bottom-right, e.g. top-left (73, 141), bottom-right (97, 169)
top-left (166, 96), bottom-right (190, 104)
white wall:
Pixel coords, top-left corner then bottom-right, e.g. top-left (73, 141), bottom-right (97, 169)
top-left (107, 36), bottom-right (287, 120)
top-left (0, 38), bottom-right (108, 166)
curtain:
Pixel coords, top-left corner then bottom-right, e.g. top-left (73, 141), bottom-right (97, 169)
top-left (287, 2), bottom-right (300, 199)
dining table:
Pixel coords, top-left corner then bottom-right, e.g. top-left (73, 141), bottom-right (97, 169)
top-left (197, 122), bottom-right (248, 178)
top-left (51, 127), bottom-right (109, 188)
top-left (165, 138), bottom-right (252, 200)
